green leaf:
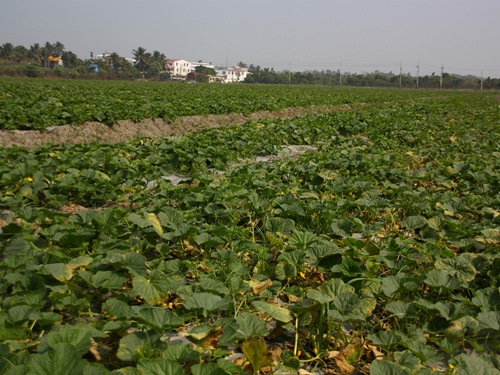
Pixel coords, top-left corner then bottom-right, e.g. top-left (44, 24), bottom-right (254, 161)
top-left (319, 278), bottom-right (354, 299)
top-left (452, 353), bottom-right (500, 375)
top-left (235, 312), bottom-right (268, 339)
top-left (199, 278), bottom-right (230, 295)
top-left (38, 325), bottom-right (107, 355)
top-left (331, 291), bottom-right (365, 320)
top-left (369, 360), bottom-right (412, 375)
top-left (30, 343), bottom-right (87, 375)
top-left (157, 207), bottom-right (184, 228)
top-left (242, 339), bottom-right (270, 374)
top-left (91, 270), bottom-right (129, 289)
top-left (103, 299), bottom-right (135, 320)
top-left (126, 213), bottom-right (150, 228)
top-left (476, 311), bottom-right (500, 331)
top-left (132, 305), bottom-right (183, 332)
top-left (275, 263), bottom-right (297, 281)
top-left (191, 363), bottom-right (229, 375)
top-left (307, 289), bottom-right (334, 304)
top-left (252, 301), bottom-right (293, 323)
top-left (367, 331), bottom-right (401, 349)
top-left (394, 350), bottom-right (422, 373)
top-left (83, 362), bottom-right (111, 375)
top-left (401, 215), bottom-right (427, 230)
top-left (288, 230), bottom-right (318, 250)
top-left (117, 331), bottom-right (157, 363)
top-left (137, 359), bottom-right (184, 375)
top-left (424, 269), bottom-right (460, 290)
top-left (265, 217), bottom-right (295, 234)
top-left (111, 367), bottom-right (143, 374)
top-left (131, 270), bottom-right (169, 305)
top-left (386, 300), bottom-right (412, 318)
top-left (182, 292), bottom-right (228, 317)
top-left (7, 305), bottom-right (36, 323)
top-left (435, 254), bottom-right (476, 284)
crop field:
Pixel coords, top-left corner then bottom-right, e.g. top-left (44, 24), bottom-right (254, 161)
top-left (0, 80), bottom-right (499, 374)
top-left (0, 78), bottom-right (472, 131)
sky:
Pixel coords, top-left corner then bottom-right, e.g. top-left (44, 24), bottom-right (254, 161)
top-left (1, 0), bottom-right (500, 77)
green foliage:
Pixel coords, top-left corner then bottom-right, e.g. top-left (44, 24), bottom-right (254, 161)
top-left (0, 87), bottom-right (499, 373)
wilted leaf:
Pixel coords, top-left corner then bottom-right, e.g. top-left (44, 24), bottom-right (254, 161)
top-left (248, 278), bottom-right (273, 294)
top-left (180, 324), bottom-right (222, 349)
top-left (242, 338), bottom-right (270, 373)
top-left (144, 213), bottom-right (163, 236)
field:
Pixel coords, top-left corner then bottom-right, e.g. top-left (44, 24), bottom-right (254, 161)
top-left (0, 79), bottom-right (499, 374)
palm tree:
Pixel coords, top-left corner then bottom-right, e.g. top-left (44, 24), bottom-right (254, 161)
top-left (13, 45), bottom-right (28, 62)
top-left (132, 47), bottom-right (150, 77)
top-left (109, 52), bottom-right (124, 74)
top-left (53, 41), bottom-right (65, 56)
top-left (151, 50), bottom-right (166, 64)
top-left (1, 42), bottom-right (14, 59)
top-left (29, 43), bottom-right (42, 64)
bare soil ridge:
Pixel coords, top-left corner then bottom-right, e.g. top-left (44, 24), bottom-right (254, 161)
top-left (0, 104), bottom-right (368, 149)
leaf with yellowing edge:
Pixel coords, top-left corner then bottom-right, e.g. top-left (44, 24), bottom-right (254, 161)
top-left (242, 338), bottom-right (271, 373)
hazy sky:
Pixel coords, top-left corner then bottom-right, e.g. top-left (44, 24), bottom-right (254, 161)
top-left (1, 0), bottom-right (499, 77)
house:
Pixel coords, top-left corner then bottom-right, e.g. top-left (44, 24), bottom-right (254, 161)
top-left (165, 59), bottom-right (193, 79)
top-left (214, 66), bottom-right (250, 83)
top-left (48, 56), bottom-right (63, 69)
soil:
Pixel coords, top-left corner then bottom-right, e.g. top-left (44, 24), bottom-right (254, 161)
top-left (0, 104), bottom-right (364, 149)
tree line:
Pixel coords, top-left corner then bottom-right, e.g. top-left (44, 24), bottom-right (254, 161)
top-left (0, 41), bottom-right (169, 80)
top-left (1, 41), bottom-right (499, 89)
top-left (245, 65), bottom-right (500, 90)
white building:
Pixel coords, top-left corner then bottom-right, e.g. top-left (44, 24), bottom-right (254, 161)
top-left (165, 59), bottom-right (193, 78)
top-left (214, 66), bottom-right (250, 83)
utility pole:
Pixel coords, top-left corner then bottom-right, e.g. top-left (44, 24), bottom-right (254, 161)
top-left (416, 63), bottom-right (420, 89)
top-left (480, 70), bottom-right (484, 91)
top-left (440, 64), bottom-right (444, 89)
top-left (339, 60), bottom-right (342, 85)
top-left (288, 60), bottom-right (291, 84)
top-left (399, 62), bottom-right (402, 88)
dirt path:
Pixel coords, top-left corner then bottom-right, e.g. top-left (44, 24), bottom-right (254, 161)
top-left (0, 104), bottom-right (365, 149)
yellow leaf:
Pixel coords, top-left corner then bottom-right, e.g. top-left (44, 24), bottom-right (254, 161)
top-left (145, 212), bottom-right (163, 236)
top-left (248, 278), bottom-right (273, 294)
